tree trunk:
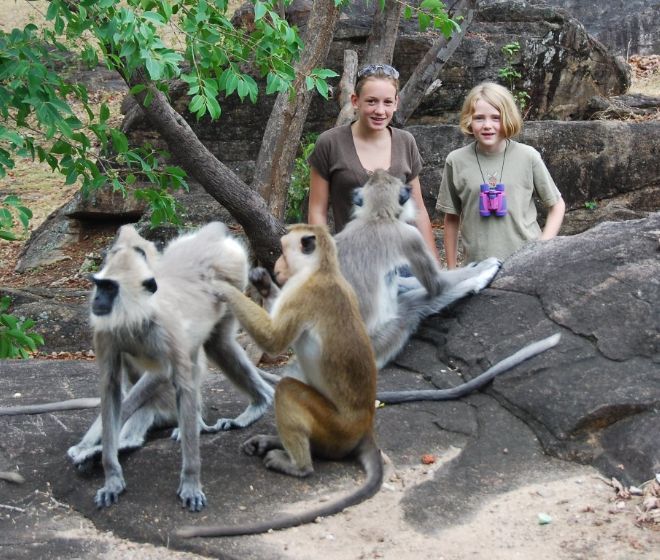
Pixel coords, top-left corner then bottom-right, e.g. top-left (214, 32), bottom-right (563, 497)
top-left (125, 70), bottom-right (286, 270)
top-left (394, 0), bottom-right (477, 126)
top-left (364, 0), bottom-right (403, 66)
top-left (335, 50), bottom-right (359, 127)
top-left (252, 0), bottom-right (341, 221)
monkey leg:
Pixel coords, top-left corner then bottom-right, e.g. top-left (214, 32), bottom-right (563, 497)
top-left (174, 372), bottom-right (206, 512)
top-left (437, 257), bottom-right (502, 291)
top-left (204, 315), bottom-right (274, 430)
top-left (264, 378), bottom-right (360, 478)
top-left (95, 364), bottom-right (126, 508)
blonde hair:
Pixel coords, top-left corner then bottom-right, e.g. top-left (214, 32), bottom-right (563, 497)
top-left (459, 82), bottom-right (522, 138)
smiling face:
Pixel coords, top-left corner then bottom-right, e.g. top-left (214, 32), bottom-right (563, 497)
top-left (470, 98), bottom-right (506, 153)
top-left (351, 77), bottom-right (398, 132)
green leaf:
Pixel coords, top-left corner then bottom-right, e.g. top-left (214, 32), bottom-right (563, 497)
top-left (111, 129), bottom-right (129, 153)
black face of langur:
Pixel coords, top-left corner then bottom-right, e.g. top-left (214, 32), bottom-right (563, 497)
top-left (351, 172), bottom-right (414, 220)
top-left (90, 246), bottom-right (158, 317)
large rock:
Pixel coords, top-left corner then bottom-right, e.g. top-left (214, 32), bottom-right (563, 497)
top-left (524, 0), bottom-right (660, 56)
top-left (401, 213), bottom-right (660, 484)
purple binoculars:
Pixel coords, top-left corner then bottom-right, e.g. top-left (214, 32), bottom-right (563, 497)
top-left (479, 183), bottom-right (507, 217)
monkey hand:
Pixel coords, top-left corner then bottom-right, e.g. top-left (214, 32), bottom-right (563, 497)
top-left (249, 267), bottom-right (274, 297)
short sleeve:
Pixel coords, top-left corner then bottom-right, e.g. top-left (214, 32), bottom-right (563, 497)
top-left (307, 131), bottom-right (332, 181)
top-left (436, 157), bottom-right (461, 214)
top-left (531, 150), bottom-right (561, 207)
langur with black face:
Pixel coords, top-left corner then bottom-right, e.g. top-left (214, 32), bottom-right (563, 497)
top-left (251, 169), bottom-right (560, 403)
top-left (74, 222), bottom-right (273, 512)
top-left (175, 224), bottom-right (382, 538)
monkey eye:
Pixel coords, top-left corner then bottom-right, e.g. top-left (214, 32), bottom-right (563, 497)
top-left (399, 185), bottom-right (412, 206)
top-left (142, 278), bottom-right (158, 294)
top-left (92, 277), bottom-right (119, 295)
top-left (300, 235), bottom-right (316, 255)
top-left (133, 246), bottom-right (147, 259)
top-left (351, 188), bottom-right (364, 207)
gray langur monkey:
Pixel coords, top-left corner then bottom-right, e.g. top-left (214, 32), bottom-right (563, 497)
top-left (175, 224), bottom-right (382, 538)
top-left (251, 169), bottom-right (560, 402)
top-left (74, 222), bottom-right (274, 512)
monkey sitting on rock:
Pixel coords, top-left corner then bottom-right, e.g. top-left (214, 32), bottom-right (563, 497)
top-left (251, 169), bottom-right (560, 403)
top-left (176, 224), bottom-right (382, 537)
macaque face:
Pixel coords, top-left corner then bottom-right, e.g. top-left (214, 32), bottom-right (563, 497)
top-left (273, 230), bottom-right (319, 286)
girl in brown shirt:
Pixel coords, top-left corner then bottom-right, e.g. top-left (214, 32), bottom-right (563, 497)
top-left (307, 64), bottom-right (439, 260)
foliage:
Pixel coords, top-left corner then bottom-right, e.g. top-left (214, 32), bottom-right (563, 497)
top-left (0, 194), bottom-right (31, 241)
top-left (285, 132), bottom-right (317, 223)
top-left (0, 1), bottom-right (342, 227)
top-left (398, 0), bottom-right (461, 36)
top-left (0, 295), bottom-right (45, 358)
top-left (498, 41), bottom-right (531, 113)
top-left (0, 195), bottom-right (44, 358)
top-left (584, 200), bottom-right (598, 211)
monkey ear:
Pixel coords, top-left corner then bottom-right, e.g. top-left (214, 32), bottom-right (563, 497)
top-left (300, 235), bottom-right (317, 255)
top-left (142, 278), bottom-right (158, 294)
top-left (399, 185), bottom-right (413, 206)
top-left (352, 188), bottom-right (364, 207)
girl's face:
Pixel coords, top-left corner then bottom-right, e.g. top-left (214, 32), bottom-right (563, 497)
top-left (352, 78), bottom-right (398, 132)
top-left (470, 98), bottom-right (506, 152)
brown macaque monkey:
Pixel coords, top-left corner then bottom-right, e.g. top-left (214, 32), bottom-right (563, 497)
top-left (175, 224), bottom-right (383, 538)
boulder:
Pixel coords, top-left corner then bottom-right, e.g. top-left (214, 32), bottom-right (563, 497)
top-left (398, 212), bottom-right (660, 484)
top-left (524, 0), bottom-right (660, 56)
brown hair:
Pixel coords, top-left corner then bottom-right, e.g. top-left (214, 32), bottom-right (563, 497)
top-left (459, 82), bottom-right (523, 138)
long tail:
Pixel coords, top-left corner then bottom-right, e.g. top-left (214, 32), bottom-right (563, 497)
top-left (174, 436), bottom-right (383, 538)
top-left (377, 333), bottom-right (561, 404)
top-left (0, 398), bottom-right (100, 416)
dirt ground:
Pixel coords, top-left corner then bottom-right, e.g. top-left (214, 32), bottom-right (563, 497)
top-left (1, 3), bottom-right (658, 558)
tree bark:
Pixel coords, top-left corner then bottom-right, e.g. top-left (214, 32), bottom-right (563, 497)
top-left (252, 0), bottom-right (341, 220)
top-left (364, 0), bottom-right (403, 66)
top-left (394, 0), bottom-right (476, 126)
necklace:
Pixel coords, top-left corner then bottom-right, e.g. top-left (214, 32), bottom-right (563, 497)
top-left (474, 140), bottom-right (509, 187)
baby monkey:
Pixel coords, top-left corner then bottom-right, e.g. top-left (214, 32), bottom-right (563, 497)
top-left (176, 224), bottom-right (382, 538)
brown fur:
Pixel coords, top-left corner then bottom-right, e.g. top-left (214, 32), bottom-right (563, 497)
top-left (176, 225), bottom-right (383, 538)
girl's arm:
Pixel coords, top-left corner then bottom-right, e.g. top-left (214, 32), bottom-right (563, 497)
top-left (540, 197), bottom-right (566, 240)
top-left (308, 166), bottom-right (330, 225)
top-left (410, 176), bottom-right (441, 261)
top-left (443, 213), bottom-right (460, 269)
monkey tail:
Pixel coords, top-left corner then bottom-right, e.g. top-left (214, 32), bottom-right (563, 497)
top-left (0, 398), bottom-right (101, 416)
top-left (174, 436), bottom-right (383, 539)
top-left (377, 333), bottom-right (561, 404)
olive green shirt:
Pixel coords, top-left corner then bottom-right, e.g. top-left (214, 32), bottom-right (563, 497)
top-left (309, 124), bottom-right (423, 232)
top-left (436, 140), bottom-right (562, 262)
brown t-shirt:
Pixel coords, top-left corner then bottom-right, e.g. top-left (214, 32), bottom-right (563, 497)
top-left (308, 124), bottom-right (423, 232)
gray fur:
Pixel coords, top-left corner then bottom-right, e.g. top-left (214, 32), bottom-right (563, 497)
top-left (251, 170), bottom-right (558, 400)
top-left (73, 223), bottom-right (273, 512)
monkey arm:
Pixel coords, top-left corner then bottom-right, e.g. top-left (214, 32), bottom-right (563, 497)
top-left (404, 230), bottom-right (444, 297)
top-left (220, 283), bottom-right (300, 356)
